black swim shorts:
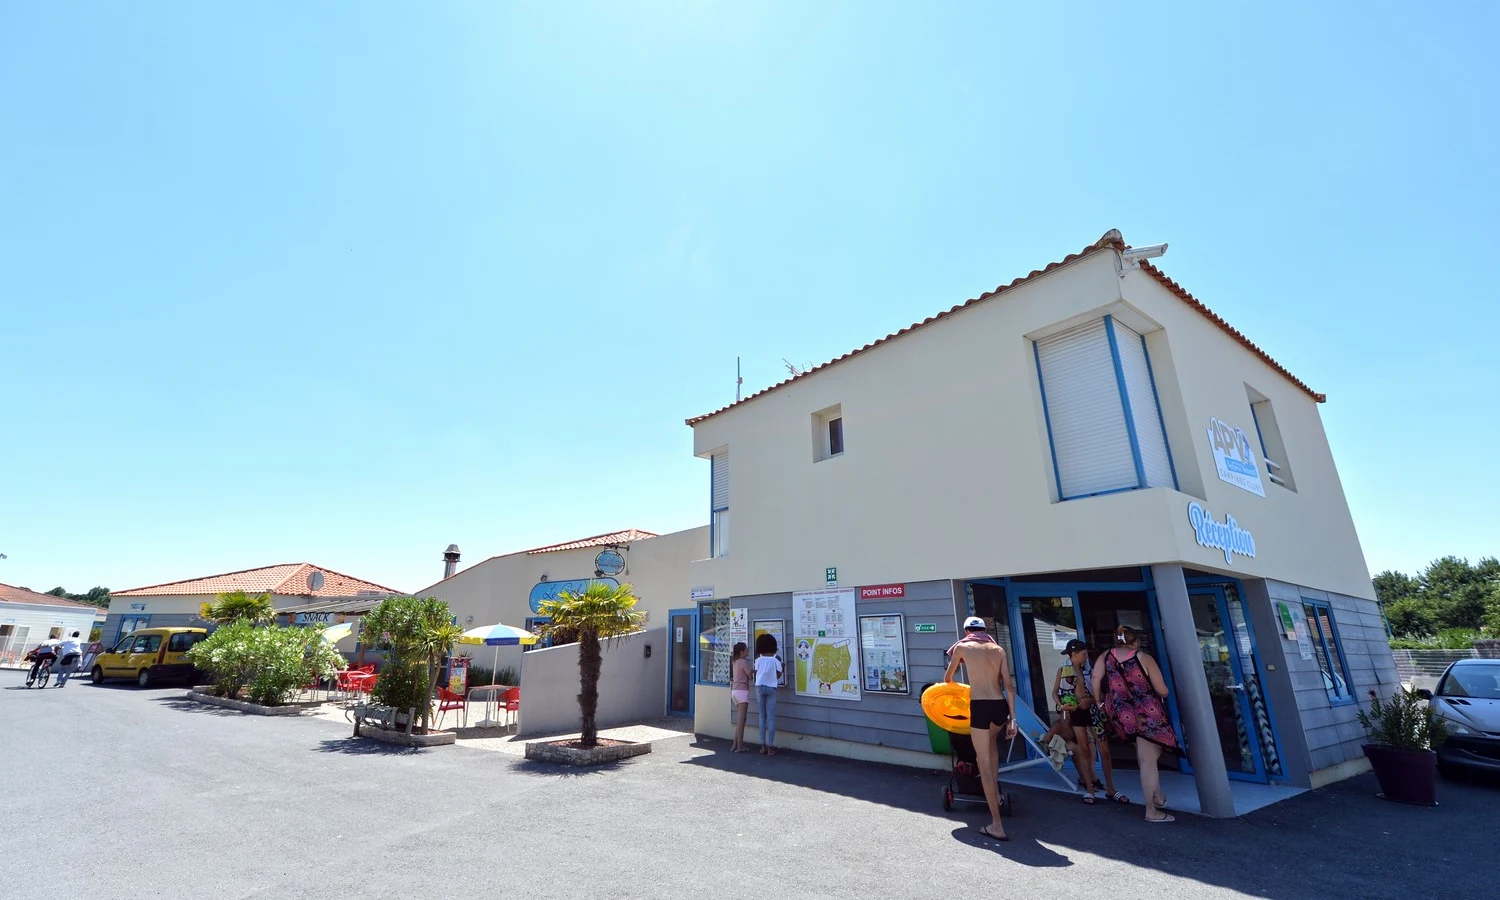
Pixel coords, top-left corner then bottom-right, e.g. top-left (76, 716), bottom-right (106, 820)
top-left (970, 698), bottom-right (1011, 731)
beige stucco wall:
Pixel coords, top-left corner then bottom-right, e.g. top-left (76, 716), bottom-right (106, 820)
top-left (415, 527), bottom-right (709, 675)
top-left (689, 248), bottom-right (1373, 601)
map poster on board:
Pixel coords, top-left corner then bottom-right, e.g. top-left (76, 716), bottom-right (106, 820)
top-left (793, 588), bottom-right (860, 701)
top-left (752, 619), bottom-right (787, 688)
top-left (859, 614), bottom-right (909, 695)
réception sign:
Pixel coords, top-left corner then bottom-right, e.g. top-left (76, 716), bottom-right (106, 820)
top-left (1188, 501), bottom-right (1256, 565)
top-left (859, 584), bottom-right (906, 601)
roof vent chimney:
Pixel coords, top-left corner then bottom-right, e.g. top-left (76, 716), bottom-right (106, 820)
top-left (443, 544), bottom-right (461, 580)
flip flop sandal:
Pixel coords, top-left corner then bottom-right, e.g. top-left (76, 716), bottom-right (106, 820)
top-left (979, 825), bottom-right (1010, 842)
top-left (1083, 792), bottom-right (1097, 805)
top-left (1146, 814), bottom-right (1176, 824)
top-left (1112, 792), bottom-right (1131, 804)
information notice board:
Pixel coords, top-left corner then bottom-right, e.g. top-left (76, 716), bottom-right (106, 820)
top-left (793, 588), bottom-right (860, 701)
top-left (858, 614), bottom-right (909, 695)
top-left (752, 618), bottom-right (787, 688)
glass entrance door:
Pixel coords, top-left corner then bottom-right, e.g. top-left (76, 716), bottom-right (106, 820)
top-left (667, 608), bottom-right (695, 716)
top-left (1188, 588), bottom-right (1266, 780)
top-left (1014, 595), bottom-right (1078, 727)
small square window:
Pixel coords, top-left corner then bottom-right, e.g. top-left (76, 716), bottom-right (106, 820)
top-left (813, 404), bottom-right (844, 462)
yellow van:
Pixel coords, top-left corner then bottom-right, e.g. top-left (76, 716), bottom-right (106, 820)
top-left (90, 627), bottom-right (208, 688)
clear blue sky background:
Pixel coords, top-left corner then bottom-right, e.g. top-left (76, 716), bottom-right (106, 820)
top-left (3, 3), bottom-right (1496, 595)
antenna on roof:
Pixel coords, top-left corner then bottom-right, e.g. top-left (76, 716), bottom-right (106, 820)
top-left (783, 358), bottom-right (807, 377)
top-left (736, 357), bottom-right (742, 402)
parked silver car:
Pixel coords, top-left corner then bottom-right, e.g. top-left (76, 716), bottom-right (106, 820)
top-left (1420, 658), bottom-right (1500, 779)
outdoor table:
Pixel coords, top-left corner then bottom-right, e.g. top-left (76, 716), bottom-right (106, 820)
top-left (465, 684), bottom-right (515, 729)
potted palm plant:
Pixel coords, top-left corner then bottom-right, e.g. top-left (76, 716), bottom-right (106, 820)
top-left (526, 581), bottom-right (651, 765)
top-left (1358, 686), bottom-right (1447, 806)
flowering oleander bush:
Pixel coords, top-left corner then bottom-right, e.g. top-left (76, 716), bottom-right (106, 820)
top-left (187, 621), bottom-right (345, 706)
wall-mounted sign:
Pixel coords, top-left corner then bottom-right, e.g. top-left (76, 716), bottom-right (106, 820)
top-left (594, 548), bottom-right (626, 577)
top-left (914, 623), bottom-right (937, 633)
top-left (690, 586), bottom-right (715, 600)
top-left (293, 612), bottom-right (335, 626)
top-left (528, 577), bottom-right (620, 613)
top-left (859, 614), bottom-right (909, 694)
top-left (825, 567), bottom-right (838, 587)
top-left (1208, 417), bottom-right (1266, 497)
top-left (859, 584), bottom-right (906, 601)
top-left (729, 608), bottom-right (748, 654)
top-left (752, 619), bottom-right (788, 688)
top-left (1187, 501), bottom-right (1257, 565)
top-left (793, 588), bottom-right (859, 701)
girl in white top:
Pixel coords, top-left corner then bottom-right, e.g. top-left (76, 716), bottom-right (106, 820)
top-left (753, 634), bottom-right (783, 755)
top-left (730, 642), bottom-right (753, 752)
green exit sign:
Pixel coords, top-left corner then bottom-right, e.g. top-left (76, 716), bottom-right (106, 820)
top-left (915, 623), bottom-right (937, 633)
top-left (825, 567), bottom-right (837, 586)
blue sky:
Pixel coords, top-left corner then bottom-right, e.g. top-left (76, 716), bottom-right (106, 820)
top-left (3, 2), bottom-right (1496, 595)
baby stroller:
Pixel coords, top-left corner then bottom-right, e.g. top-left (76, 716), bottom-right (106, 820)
top-left (941, 730), bottom-right (1014, 814)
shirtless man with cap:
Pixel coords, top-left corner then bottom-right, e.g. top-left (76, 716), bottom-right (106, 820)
top-left (944, 616), bottom-right (1018, 841)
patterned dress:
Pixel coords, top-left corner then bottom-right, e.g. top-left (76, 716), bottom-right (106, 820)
top-left (1101, 649), bottom-right (1180, 752)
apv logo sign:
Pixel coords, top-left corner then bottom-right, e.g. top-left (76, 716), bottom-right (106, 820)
top-left (1207, 417), bottom-right (1265, 497)
top-left (1187, 501), bottom-right (1257, 565)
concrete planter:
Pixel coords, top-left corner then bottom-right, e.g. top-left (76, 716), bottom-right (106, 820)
top-left (355, 727), bottom-right (457, 748)
top-left (524, 739), bottom-right (652, 766)
top-left (184, 690), bottom-right (306, 717)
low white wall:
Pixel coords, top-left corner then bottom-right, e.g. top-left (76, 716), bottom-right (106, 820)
top-left (517, 627), bottom-right (666, 738)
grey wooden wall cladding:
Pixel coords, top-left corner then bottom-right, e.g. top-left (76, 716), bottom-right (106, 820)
top-left (738, 580), bottom-right (957, 754)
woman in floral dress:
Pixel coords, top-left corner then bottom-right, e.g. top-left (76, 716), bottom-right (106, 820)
top-left (1091, 625), bottom-right (1180, 823)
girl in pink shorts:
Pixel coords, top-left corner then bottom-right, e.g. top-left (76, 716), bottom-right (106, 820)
top-left (730, 642), bottom-right (752, 752)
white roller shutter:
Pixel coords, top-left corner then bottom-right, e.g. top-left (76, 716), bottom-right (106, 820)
top-left (710, 450), bottom-right (729, 510)
top-left (1112, 321), bottom-right (1176, 489)
top-left (1035, 320), bottom-right (1138, 498)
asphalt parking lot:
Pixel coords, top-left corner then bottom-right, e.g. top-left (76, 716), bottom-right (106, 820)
top-left (1, 667), bottom-right (1493, 900)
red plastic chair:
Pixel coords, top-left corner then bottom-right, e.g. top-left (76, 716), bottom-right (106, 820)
top-left (500, 688), bottom-right (521, 732)
top-left (435, 687), bottom-right (467, 730)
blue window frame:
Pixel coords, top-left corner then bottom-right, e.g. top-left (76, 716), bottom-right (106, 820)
top-left (695, 600), bottom-right (730, 685)
top-left (522, 616), bottom-right (551, 651)
top-left (1034, 316), bottom-right (1176, 501)
top-left (1301, 599), bottom-right (1355, 705)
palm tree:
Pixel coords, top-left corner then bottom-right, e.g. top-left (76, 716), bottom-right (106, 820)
top-left (535, 581), bottom-right (645, 747)
top-left (200, 591), bottom-right (276, 626)
top-left (362, 596), bottom-right (464, 732)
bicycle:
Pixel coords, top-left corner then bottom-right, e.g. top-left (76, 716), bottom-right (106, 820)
top-left (26, 656), bottom-right (55, 689)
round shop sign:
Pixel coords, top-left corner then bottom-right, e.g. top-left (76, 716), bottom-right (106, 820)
top-left (594, 548), bottom-right (626, 577)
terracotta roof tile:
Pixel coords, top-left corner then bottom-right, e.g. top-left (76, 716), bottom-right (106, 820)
top-left (0, 582), bottom-right (99, 610)
top-left (686, 230), bottom-right (1321, 427)
top-left (523, 529), bottom-right (660, 555)
top-left (114, 563), bottom-right (402, 598)
top-left (1137, 261), bottom-right (1325, 403)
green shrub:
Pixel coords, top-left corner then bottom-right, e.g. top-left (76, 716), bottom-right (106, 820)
top-left (361, 596), bottom-right (463, 731)
top-left (464, 665), bottom-right (521, 688)
top-left (187, 621), bottom-right (345, 706)
top-left (1357, 686), bottom-right (1447, 751)
top-left (1389, 628), bottom-right (1482, 650)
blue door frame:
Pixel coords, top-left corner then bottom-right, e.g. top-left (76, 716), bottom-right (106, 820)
top-left (667, 607), bottom-right (696, 717)
top-left (967, 573), bottom-right (1204, 781)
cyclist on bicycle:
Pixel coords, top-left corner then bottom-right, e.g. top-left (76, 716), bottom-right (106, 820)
top-left (26, 639), bottom-right (60, 686)
top-left (54, 631), bottom-right (84, 687)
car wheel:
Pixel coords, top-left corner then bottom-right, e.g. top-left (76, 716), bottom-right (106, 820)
top-left (137, 669), bottom-right (152, 689)
top-left (91, 666), bottom-right (105, 685)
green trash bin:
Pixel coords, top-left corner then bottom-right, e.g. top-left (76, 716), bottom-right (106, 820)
top-left (921, 683), bottom-right (952, 755)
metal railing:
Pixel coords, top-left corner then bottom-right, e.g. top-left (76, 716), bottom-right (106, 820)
top-left (1393, 648), bottom-right (1477, 682)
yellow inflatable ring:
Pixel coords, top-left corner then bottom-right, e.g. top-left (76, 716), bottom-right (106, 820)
top-left (921, 682), bottom-right (971, 735)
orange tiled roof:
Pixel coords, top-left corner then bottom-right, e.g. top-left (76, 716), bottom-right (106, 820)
top-left (114, 563), bottom-right (401, 598)
top-left (0, 582), bottom-right (100, 610)
top-left (686, 230), bottom-right (1322, 427)
top-left (523, 529), bottom-right (659, 555)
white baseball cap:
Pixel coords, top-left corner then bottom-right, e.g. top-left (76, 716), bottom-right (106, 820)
top-left (962, 616), bottom-right (986, 630)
